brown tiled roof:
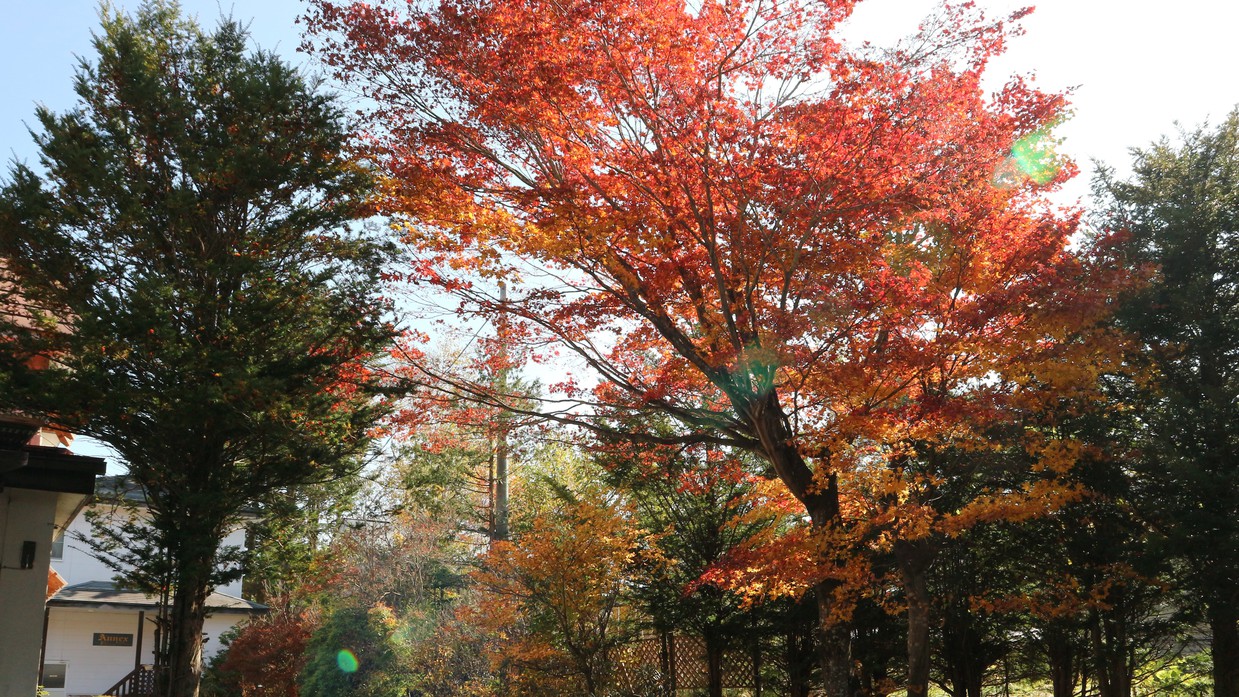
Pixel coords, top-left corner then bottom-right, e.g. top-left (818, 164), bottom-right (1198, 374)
top-left (47, 581), bottom-right (267, 614)
top-left (47, 568), bottom-right (67, 600)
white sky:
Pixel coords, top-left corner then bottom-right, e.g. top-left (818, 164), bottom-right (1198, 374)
top-left (845, 0), bottom-right (1239, 202)
top-left (2, 0), bottom-right (1236, 465)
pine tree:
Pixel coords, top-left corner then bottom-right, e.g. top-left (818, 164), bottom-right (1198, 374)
top-left (1096, 109), bottom-right (1239, 697)
top-left (0, 3), bottom-right (394, 695)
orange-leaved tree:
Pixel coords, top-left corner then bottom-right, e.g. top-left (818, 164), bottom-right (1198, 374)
top-left (467, 490), bottom-right (647, 696)
top-left (305, 0), bottom-right (1120, 692)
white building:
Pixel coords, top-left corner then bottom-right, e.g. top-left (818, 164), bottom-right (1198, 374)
top-left (40, 478), bottom-right (266, 697)
top-left (0, 420), bottom-right (105, 697)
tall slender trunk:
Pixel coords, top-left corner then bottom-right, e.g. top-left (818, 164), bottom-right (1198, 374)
top-left (1089, 611), bottom-right (1112, 697)
top-left (1089, 608), bottom-right (1132, 697)
top-left (659, 631), bottom-right (675, 695)
top-left (941, 610), bottom-right (987, 697)
top-left (786, 599), bottom-right (815, 697)
top-left (492, 280), bottom-right (510, 542)
top-left (1210, 598), bottom-right (1239, 697)
top-left (704, 629), bottom-right (724, 697)
top-left (965, 668), bottom-right (984, 697)
top-left (941, 614), bottom-right (981, 697)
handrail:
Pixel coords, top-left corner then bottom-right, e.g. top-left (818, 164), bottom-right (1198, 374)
top-left (102, 664), bottom-right (161, 697)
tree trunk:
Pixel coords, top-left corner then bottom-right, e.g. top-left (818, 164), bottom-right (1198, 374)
top-left (1210, 598), bottom-right (1239, 697)
top-left (1090, 608), bottom-right (1133, 697)
top-left (704, 629), bottom-right (724, 697)
top-left (744, 392), bottom-right (847, 697)
top-left (1045, 626), bottom-right (1077, 697)
top-left (815, 581), bottom-right (852, 697)
top-left (660, 631), bottom-right (675, 695)
top-left (1089, 611), bottom-right (1112, 697)
top-left (941, 609), bottom-right (987, 697)
top-left (895, 541), bottom-right (934, 697)
top-left (966, 671), bottom-right (983, 697)
top-left (903, 573), bottom-right (931, 697)
top-left (786, 599), bottom-right (815, 697)
top-left (165, 566), bottom-right (211, 697)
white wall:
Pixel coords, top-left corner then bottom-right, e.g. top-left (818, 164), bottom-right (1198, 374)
top-left (43, 606), bottom-right (244, 697)
top-left (0, 487), bottom-right (60, 697)
top-left (43, 606), bottom-right (151, 697)
top-left (53, 506), bottom-right (117, 587)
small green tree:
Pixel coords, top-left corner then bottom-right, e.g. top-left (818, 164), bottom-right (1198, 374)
top-left (243, 476), bottom-right (369, 603)
top-left (600, 440), bottom-right (782, 697)
top-left (299, 605), bottom-right (413, 697)
top-left (0, 3), bottom-right (394, 696)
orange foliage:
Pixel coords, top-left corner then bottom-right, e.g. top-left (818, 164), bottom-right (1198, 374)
top-left (467, 493), bottom-right (647, 695)
top-left (305, 0), bottom-right (1129, 623)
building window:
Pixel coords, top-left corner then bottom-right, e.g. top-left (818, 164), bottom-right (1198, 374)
top-left (41, 663), bottom-right (67, 689)
top-left (50, 532), bottom-right (64, 560)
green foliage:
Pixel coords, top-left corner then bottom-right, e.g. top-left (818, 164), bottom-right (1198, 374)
top-left (602, 442), bottom-right (777, 635)
top-left (392, 434), bottom-right (494, 533)
top-left (298, 606), bottom-right (413, 697)
top-left (1096, 109), bottom-right (1239, 601)
top-left (1096, 108), bottom-right (1239, 689)
top-left (244, 475), bottom-right (369, 602)
top-left (0, 1), bottom-right (394, 692)
top-left (1143, 651), bottom-right (1214, 697)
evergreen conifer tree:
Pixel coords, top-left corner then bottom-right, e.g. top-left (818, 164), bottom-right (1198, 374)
top-left (1097, 109), bottom-right (1239, 697)
top-left (0, 3), bottom-right (394, 695)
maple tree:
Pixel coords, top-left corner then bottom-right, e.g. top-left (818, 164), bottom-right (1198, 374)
top-left (204, 604), bottom-right (319, 697)
top-left (0, 3), bottom-right (393, 696)
top-left (304, 0), bottom-right (1120, 691)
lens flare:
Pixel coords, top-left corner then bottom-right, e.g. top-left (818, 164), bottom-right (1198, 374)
top-left (337, 649), bottom-right (359, 673)
top-left (1011, 131), bottom-right (1058, 184)
top-left (993, 126), bottom-right (1063, 188)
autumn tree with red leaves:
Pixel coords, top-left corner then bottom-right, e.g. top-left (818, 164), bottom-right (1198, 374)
top-left (205, 605), bottom-right (319, 697)
top-left (304, 0), bottom-right (1120, 693)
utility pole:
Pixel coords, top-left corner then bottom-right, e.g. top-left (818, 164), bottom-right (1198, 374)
top-left (493, 280), bottom-right (510, 541)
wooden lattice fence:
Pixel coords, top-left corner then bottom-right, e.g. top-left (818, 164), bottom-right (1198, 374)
top-left (614, 632), bottom-right (774, 695)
